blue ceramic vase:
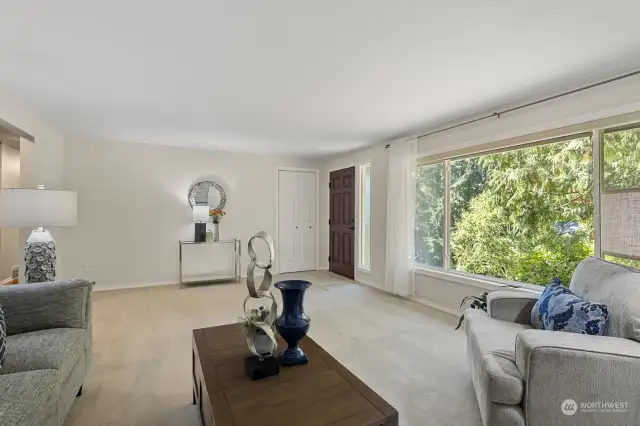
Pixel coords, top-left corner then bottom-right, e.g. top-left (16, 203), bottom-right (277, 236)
top-left (274, 280), bottom-right (311, 366)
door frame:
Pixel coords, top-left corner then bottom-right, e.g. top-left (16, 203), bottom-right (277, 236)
top-left (326, 163), bottom-right (359, 278)
top-left (276, 167), bottom-right (320, 274)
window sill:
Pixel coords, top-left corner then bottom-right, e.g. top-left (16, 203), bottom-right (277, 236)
top-left (414, 266), bottom-right (543, 293)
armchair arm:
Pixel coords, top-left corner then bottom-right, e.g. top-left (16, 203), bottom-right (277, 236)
top-left (486, 290), bottom-right (540, 325)
top-left (0, 279), bottom-right (93, 336)
top-left (516, 330), bottom-right (640, 426)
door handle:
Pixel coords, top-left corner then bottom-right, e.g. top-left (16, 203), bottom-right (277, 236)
top-left (349, 226), bottom-right (355, 230)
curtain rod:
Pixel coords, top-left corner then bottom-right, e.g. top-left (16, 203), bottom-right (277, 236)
top-left (384, 68), bottom-right (640, 148)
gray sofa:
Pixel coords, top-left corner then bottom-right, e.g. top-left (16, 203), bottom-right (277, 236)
top-left (465, 257), bottom-right (640, 426)
top-left (0, 280), bottom-right (93, 426)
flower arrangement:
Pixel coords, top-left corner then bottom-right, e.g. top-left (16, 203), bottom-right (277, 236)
top-left (239, 305), bottom-right (274, 335)
top-left (209, 209), bottom-right (226, 223)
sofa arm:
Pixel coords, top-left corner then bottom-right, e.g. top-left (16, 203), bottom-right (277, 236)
top-left (486, 290), bottom-right (540, 325)
top-left (516, 329), bottom-right (640, 426)
top-left (0, 279), bottom-right (93, 336)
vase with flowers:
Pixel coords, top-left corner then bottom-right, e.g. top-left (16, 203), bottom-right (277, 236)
top-left (209, 209), bottom-right (225, 242)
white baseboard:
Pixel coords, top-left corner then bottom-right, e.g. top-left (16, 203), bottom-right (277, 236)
top-left (94, 280), bottom-right (177, 292)
top-left (411, 296), bottom-right (461, 318)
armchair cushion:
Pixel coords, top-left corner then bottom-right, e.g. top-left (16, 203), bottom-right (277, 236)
top-left (1, 328), bottom-right (86, 381)
top-left (0, 280), bottom-right (92, 336)
top-left (465, 309), bottom-right (531, 405)
top-left (0, 303), bottom-right (5, 369)
top-left (487, 289), bottom-right (540, 325)
top-left (515, 329), bottom-right (640, 426)
top-left (533, 278), bottom-right (609, 335)
top-left (570, 257), bottom-right (640, 341)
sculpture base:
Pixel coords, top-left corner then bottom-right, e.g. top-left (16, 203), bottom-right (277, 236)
top-left (280, 346), bottom-right (308, 366)
top-left (244, 355), bottom-right (280, 381)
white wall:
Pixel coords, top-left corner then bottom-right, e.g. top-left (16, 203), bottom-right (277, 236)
top-left (319, 145), bottom-right (388, 288)
top-left (0, 93), bottom-right (66, 279)
top-left (63, 138), bottom-right (319, 290)
top-left (320, 73), bottom-right (640, 316)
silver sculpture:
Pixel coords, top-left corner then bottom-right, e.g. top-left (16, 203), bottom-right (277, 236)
top-left (243, 231), bottom-right (278, 357)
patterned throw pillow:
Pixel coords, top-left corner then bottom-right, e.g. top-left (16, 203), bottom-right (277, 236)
top-left (532, 278), bottom-right (609, 335)
top-left (0, 303), bottom-right (5, 369)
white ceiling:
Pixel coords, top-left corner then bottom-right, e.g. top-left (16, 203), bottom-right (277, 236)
top-left (2, 1), bottom-right (640, 157)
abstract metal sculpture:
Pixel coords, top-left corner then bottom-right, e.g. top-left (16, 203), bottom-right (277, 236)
top-left (243, 231), bottom-right (278, 358)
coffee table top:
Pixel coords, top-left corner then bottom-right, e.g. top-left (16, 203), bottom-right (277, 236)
top-left (192, 323), bottom-right (398, 426)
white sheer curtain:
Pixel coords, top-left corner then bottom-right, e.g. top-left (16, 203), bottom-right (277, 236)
top-left (385, 138), bottom-right (417, 296)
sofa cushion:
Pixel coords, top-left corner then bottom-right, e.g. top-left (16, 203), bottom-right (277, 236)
top-left (0, 303), bottom-right (5, 369)
top-left (1, 328), bottom-right (85, 381)
top-left (0, 369), bottom-right (59, 426)
top-left (570, 257), bottom-right (640, 341)
top-left (465, 309), bottom-right (530, 405)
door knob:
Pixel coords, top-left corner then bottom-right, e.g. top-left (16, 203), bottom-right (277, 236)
top-left (296, 226), bottom-right (298, 229)
top-left (309, 226), bottom-right (312, 229)
top-left (349, 226), bottom-right (355, 230)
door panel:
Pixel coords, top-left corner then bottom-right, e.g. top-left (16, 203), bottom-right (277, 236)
top-left (278, 170), bottom-right (316, 273)
top-left (329, 166), bottom-right (355, 279)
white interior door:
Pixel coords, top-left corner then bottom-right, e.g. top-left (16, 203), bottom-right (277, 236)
top-left (278, 170), bottom-right (316, 273)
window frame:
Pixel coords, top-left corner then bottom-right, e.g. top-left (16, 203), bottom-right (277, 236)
top-left (357, 162), bottom-right (372, 273)
top-left (415, 130), bottom-right (600, 284)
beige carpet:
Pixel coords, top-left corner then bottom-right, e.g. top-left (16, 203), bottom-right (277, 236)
top-left (64, 271), bottom-right (482, 426)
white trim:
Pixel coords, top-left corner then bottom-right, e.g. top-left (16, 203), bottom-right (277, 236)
top-left (357, 267), bottom-right (372, 275)
top-left (94, 280), bottom-right (177, 292)
top-left (416, 266), bottom-right (501, 291)
top-left (356, 161), bottom-right (372, 272)
top-left (415, 266), bottom-right (544, 293)
top-left (416, 102), bottom-right (640, 159)
top-left (443, 160), bottom-right (451, 268)
top-left (276, 167), bottom-right (320, 274)
top-left (410, 296), bottom-right (460, 318)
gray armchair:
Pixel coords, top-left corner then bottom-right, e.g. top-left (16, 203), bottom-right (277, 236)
top-left (0, 280), bottom-right (93, 426)
top-left (465, 257), bottom-right (640, 426)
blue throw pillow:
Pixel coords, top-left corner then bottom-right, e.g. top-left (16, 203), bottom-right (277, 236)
top-left (532, 278), bottom-right (609, 335)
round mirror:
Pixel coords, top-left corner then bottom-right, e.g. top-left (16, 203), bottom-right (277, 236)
top-left (188, 181), bottom-right (226, 210)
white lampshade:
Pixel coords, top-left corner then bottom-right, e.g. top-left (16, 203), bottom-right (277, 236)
top-left (192, 205), bottom-right (209, 223)
top-left (0, 188), bottom-right (77, 228)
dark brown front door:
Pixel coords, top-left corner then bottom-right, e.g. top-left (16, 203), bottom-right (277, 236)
top-left (329, 166), bottom-right (355, 279)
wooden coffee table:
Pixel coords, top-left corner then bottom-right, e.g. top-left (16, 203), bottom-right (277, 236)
top-left (192, 323), bottom-right (398, 426)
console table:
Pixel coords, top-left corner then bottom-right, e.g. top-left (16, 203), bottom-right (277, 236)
top-left (179, 239), bottom-right (240, 284)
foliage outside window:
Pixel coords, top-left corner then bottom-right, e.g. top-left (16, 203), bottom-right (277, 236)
top-left (358, 164), bottom-right (371, 271)
top-left (416, 135), bottom-right (595, 286)
top-left (415, 163), bottom-right (444, 267)
top-left (603, 127), bottom-right (640, 191)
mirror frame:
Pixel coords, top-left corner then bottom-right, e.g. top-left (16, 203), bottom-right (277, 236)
top-left (188, 180), bottom-right (227, 210)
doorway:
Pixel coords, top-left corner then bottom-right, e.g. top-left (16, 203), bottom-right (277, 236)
top-left (277, 169), bottom-right (317, 273)
top-left (329, 166), bottom-right (355, 279)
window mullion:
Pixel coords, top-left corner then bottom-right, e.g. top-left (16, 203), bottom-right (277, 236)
top-left (444, 160), bottom-right (451, 269)
top-left (593, 130), bottom-right (603, 258)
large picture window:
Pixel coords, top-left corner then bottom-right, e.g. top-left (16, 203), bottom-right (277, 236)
top-left (416, 133), bottom-right (597, 286)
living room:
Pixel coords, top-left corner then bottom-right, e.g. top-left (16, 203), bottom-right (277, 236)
top-left (1, 1), bottom-right (639, 426)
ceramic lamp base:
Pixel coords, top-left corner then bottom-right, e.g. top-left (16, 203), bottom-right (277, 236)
top-left (25, 228), bottom-right (56, 283)
top-left (279, 346), bottom-right (308, 366)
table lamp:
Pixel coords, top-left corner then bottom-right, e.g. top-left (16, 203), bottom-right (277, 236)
top-left (193, 205), bottom-right (209, 243)
top-left (0, 185), bottom-right (77, 283)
